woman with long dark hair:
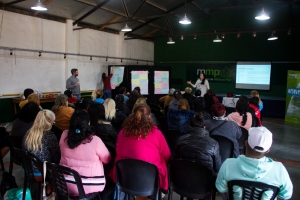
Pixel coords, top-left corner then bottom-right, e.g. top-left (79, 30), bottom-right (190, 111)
top-left (228, 99), bottom-right (252, 130)
top-left (115, 94), bottom-right (131, 116)
top-left (102, 66), bottom-right (114, 99)
top-left (59, 110), bottom-right (111, 196)
top-left (126, 89), bottom-right (140, 110)
top-left (187, 72), bottom-right (210, 97)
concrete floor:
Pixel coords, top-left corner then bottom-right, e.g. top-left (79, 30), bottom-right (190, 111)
top-left (1, 118), bottom-right (299, 200)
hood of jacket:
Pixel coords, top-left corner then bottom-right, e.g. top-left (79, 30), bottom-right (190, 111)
top-left (237, 155), bottom-right (274, 180)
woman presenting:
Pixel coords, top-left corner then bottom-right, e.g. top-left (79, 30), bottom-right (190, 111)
top-left (187, 72), bottom-right (210, 97)
top-left (102, 66), bottom-right (114, 99)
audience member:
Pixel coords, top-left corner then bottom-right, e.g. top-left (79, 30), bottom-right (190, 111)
top-left (60, 110), bottom-right (111, 197)
top-left (239, 95), bottom-right (257, 127)
top-left (19, 88), bottom-right (34, 109)
top-left (193, 98), bottom-right (211, 120)
top-left (64, 90), bottom-right (77, 104)
top-left (168, 90), bottom-right (183, 109)
top-left (91, 89), bottom-right (105, 104)
top-left (52, 94), bottom-right (74, 131)
top-left (168, 99), bottom-right (195, 133)
top-left (205, 103), bottom-right (242, 158)
top-left (111, 104), bottom-right (171, 194)
top-left (132, 97), bottom-right (159, 125)
top-left (22, 110), bottom-right (60, 177)
top-left (228, 98), bottom-right (252, 130)
top-left (215, 127), bottom-right (293, 200)
top-left (182, 87), bottom-right (195, 109)
top-left (251, 90), bottom-right (263, 111)
top-left (203, 92), bottom-right (216, 116)
top-left (175, 113), bottom-right (222, 173)
top-left (28, 93), bottom-right (42, 109)
top-left (102, 66), bottom-right (114, 99)
top-left (159, 88), bottom-right (175, 115)
top-left (249, 97), bottom-right (262, 126)
top-left (134, 86), bottom-right (146, 99)
top-left (11, 102), bottom-right (40, 137)
top-left (126, 90), bottom-right (140, 110)
top-left (104, 98), bottom-right (127, 132)
top-left (115, 94), bottom-right (131, 116)
top-left (75, 98), bottom-right (91, 111)
top-left (118, 87), bottom-right (129, 104)
top-left (207, 89), bottom-right (219, 103)
top-left (194, 89), bottom-right (202, 98)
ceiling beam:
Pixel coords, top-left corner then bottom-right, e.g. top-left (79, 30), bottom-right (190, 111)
top-left (121, 0), bottom-right (130, 19)
top-left (141, 29), bottom-right (159, 37)
top-left (99, 15), bottom-right (123, 30)
top-left (73, 0), bottom-right (111, 26)
top-left (125, 0), bottom-right (193, 35)
top-left (1, 0), bottom-right (26, 7)
top-left (131, 0), bottom-right (146, 19)
top-left (34, 0), bottom-right (54, 16)
top-left (191, 1), bottom-right (211, 16)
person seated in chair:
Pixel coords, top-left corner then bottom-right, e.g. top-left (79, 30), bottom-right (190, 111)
top-left (175, 113), bottom-right (222, 173)
top-left (215, 127), bottom-right (293, 200)
top-left (19, 88), bottom-right (34, 109)
top-left (159, 88), bottom-right (175, 115)
top-left (205, 103), bottom-right (242, 158)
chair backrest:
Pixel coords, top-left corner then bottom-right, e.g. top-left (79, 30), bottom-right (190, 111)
top-left (166, 130), bottom-right (186, 156)
top-left (46, 162), bottom-right (87, 200)
top-left (13, 148), bottom-right (43, 180)
top-left (238, 127), bottom-right (249, 153)
top-left (210, 135), bottom-right (234, 163)
top-left (169, 159), bottom-right (214, 199)
top-left (116, 159), bottom-right (159, 197)
top-left (228, 180), bottom-right (280, 200)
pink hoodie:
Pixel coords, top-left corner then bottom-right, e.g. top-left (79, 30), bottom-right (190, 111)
top-left (228, 112), bottom-right (252, 130)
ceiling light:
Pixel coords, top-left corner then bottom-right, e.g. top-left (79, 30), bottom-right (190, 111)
top-left (181, 35), bottom-right (184, 40)
top-left (31, 0), bottom-right (47, 11)
top-left (167, 37), bottom-right (175, 44)
top-left (268, 32), bottom-right (278, 40)
top-left (10, 50), bottom-right (13, 55)
top-left (255, 8), bottom-right (270, 20)
top-left (193, 35), bottom-right (197, 40)
top-left (213, 35), bottom-right (222, 42)
top-left (90, 56), bottom-right (92, 60)
top-left (222, 34), bottom-right (225, 39)
top-left (237, 32), bottom-right (241, 38)
top-left (253, 32), bottom-right (256, 37)
top-left (121, 23), bottom-right (132, 32)
top-left (179, 14), bottom-right (191, 24)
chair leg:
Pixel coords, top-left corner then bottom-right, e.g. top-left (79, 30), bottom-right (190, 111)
top-left (37, 182), bottom-right (42, 200)
top-left (22, 176), bottom-right (28, 200)
top-left (168, 186), bottom-right (173, 200)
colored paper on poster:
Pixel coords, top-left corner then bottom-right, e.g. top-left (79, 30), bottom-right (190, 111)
top-left (154, 71), bottom-right (169, 94)
top-left (110, 67), bottom-right (124, 89)
top-left (131, 71), bottom-right (149, 94)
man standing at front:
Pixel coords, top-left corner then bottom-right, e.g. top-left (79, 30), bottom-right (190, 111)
top-left (215, 126), bottom-right (293, 200)
top-left (66, 69), bottom-right (80, 100)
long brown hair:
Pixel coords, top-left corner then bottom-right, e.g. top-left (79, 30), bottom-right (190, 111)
top-left (122, 104), bottom-right (155, 139)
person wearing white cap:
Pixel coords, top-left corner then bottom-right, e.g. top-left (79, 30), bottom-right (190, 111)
top-left (215, 126), bottom-right (293, 200)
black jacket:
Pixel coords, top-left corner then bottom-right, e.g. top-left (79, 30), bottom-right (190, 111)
top-left (175, 127), bottom-right (222, 173)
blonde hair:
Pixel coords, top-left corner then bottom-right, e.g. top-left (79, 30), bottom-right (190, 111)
top-left (52, 94), bottom-right (68, 112)
top-left (178, 99), bottom-right (189, 111)
top-left (103, 98), bottom-right (116, 120)
top-left (132, 97), bottom-right (147, 113)
top-left (185, 87), bottom-right (192, 94)
top-left (28, 93), bottom-right (40, 105)
top-left (24, 110), bottom-right (55, 152)
top-left (250, 90), bottom-right (261, 103)
top-left (91, 89), bottom-right (103, 100)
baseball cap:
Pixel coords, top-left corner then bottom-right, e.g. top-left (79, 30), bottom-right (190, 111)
top-left (248, 127), bottom-right (272, 152)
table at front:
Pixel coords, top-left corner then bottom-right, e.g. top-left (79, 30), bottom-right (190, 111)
top-left (12, 97), bottom-right (56, 114)
top-left (222, 97), bottom-right (239, 108)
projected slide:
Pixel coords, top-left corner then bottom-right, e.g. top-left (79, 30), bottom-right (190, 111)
top-left (236, 62), bottom-right (271, 90)
top-left (131, 71), bottom-right (149, 94)
top-left (110, 66), bottom-right (124, 89)
top-left (154, 71), bottom-right (169, 94)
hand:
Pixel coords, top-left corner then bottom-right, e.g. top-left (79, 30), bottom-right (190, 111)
top-left (75, 82), bottom-right (80, 86)
top-left (187, 81), bottom-right (191, 84)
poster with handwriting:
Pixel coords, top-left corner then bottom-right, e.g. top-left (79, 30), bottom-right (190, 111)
top-left (110, 67), bottom-right (124, 89)
top-left (131, 71), bottom-right (149, 95)
top-left (154, 71), bottom-right (169, 94)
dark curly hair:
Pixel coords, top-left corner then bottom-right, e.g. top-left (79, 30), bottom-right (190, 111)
top-left (122, 104), bottom-right (155, 139)
top-left (66, 110), bottom-right (94, 149)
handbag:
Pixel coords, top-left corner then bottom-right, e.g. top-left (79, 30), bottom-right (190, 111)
top-left (0, 171), bottom-right (18, 197)
top-left (42, 161), bottom-right (55, 200)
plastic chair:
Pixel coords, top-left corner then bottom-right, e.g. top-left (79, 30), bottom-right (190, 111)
top-left (165, 130), bottom-right (186, 156)
top-left (115, 159), bottom-right (160, 200)
top-left (227, 180), bottom-right (280, 200)
top-left (168, 159), bottom-right (214, 200)
top-left (46, 162), bottom-right (101, 200)
top-left (210, 135), bottom-right (234, 163)
top-left (13, 148), bottom-right (44, 200)
top-left (238, 128), bottom-right (249, 154)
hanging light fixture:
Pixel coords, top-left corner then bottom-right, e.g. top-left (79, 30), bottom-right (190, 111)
top-left (167, 37), bottom-right (175, 44)
top-left (213, 35), bottom-right (222, 42)
top-left (222, 34), bottom-right (225, 39)
top-left (179, 14), bottom-right (191, 24)
top-left (255, 8), bottom-right (270, 20)
top-left (193, 35), bottom-right (197, 40)
top-left (180, 35), bottom-right (184, 40)
top-left (121, 23), bottom-right (132, 32)
top-left (268, 31), bottom-right (278, 40)
top-left (31, 0), bottom-right (47, 11)
top-left (236, 32), bottom-right (241, 38)
top-left (253, 32), bottom-right (257, 37)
